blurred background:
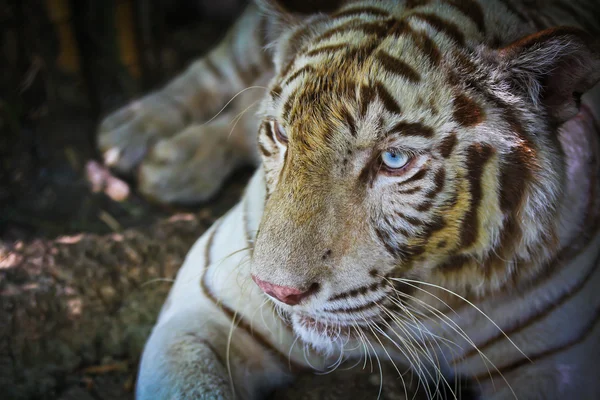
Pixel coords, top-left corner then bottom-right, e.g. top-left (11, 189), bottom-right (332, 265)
top-left (0, 1), bottom-right (252, 399)
top-left (1, 0), bottom-right (249, 241)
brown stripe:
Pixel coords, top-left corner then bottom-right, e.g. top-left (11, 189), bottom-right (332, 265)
top-left (414, 200), bottom-right (433, 212)
top-left (264, 121), bottom-right (276, 143)
top-left (387, 121), bottom-right (434, 138)
top-left (439, 254), bottom-right (471, 271)
top-left (402, 167), bottom-right (430, 186)
top-left (499, 148), bottom-right (532, 213)
top-left (467, 92), bottom-right (535, 215)
top-left (405, 0), bottom-right (431, 8)
top-left (329, 281), bottom-right (382, 301)
top-left (461, 244), bottom-right (600, 364)
top-left (333, 6), bottom-right (390, 19)
top-left (398, 186), bottom-right (422, 195)
top-left (389, 20), bottom-right (442, 67)
top-left (270, 85), bottom-right (282, 99)
top-left (282, 93), bottom-right (295, 120)
top-left (204, 220), bottom-right (222, 266)
top-left (411, 13), bottom-right (465, 46)
top-left (328, 295), bottom-right (389, 313)
top-left (392, 221), bottom-right (411, 237)
top-left (412, 31), bottom-right (442, 66)
top-left (444, 0), bottom-right (486, 34)
top-left (495, 0), bottom-right (529, 23)
top-left (376, 51), bottom-right (421, 83)
top-left (305, 43), bottom-right (348, 58)
top-left (438, 132), bottom-right (458, 158)
top-left (279, 23), bottom-right (316, 77)
top-left (359, 83), bottom-right (377, 116)
top-left (474, 283), bottom-right (600, 381)
top-left (461, 143), bottom-right (495, 248)
top-left (204, 57), bottom-right (224, 79)
top-left (282, 65), bottom-right (315, 87)
top-left (258, 142), bottom-right (272, 157)
top-left (426, 168), bottom-right (446, 199)
top-left (497, 107), bottom-right (536, 212)
top-left (453, 93), bottom-right (484, 127)
top-left (448, 137), bottom-right (600, 314)
top-left (396, 211), bottom-right (423, 226)
top-left (375, 227), bottom-right (405, 258)
top-left (455, 51), bottom-right (479, 81)
top-left (420, 214), bottom-right (446, 241)
top-left (341, 107), bottom-right (357, 137)
top-left (315, 20), bottom-right (392, 42)
top-left (200, 222), bottom-right (305, 371)
top-left (374, 81), bottom-right (402, 115)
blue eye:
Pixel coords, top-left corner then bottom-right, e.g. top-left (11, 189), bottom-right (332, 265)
top-left (381, 150), bottom-right (410, 169)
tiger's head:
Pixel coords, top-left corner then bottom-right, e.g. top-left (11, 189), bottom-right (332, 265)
top-left (249, 0), bottom-right (600, 355)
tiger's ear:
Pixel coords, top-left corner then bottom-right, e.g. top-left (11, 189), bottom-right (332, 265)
top-left (255, 0), bottom-right (346, 74)
top-left (255, 0), bottom-right (346, 16)
top-left (496, 27), bottom-right (600, 123)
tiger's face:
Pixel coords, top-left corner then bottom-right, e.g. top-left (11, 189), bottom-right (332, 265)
top-left (250, 2), bottom-right (600, 355)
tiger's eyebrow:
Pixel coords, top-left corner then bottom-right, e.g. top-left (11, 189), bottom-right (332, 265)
top-left (385, 121), bottom-right (435, 138)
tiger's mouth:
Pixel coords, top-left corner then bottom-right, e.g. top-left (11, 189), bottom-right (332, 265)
top-left (289, 301), bottom-right (388, 354)
top-left (297, 314), bottom-right (353, 338)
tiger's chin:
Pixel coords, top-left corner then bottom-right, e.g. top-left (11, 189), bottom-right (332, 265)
top-left (289, 312), bottom-right (371, 357)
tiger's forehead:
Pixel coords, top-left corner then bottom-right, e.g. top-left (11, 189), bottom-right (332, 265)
top-left (271, 15), bottom-right (467, 152)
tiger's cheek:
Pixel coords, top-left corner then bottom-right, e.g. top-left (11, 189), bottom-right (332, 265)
top-left (417, 181), bottom-right (471, 261)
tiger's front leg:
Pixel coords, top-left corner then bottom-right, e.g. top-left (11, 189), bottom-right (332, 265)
top-left (98, 4), bottom-right (273, 203)
top-left (137, 308), bottom-right (292, 400)
top-left (136, 170), bottom-right (303, 399)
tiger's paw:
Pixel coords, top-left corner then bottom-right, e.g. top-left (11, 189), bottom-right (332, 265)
top-left (97, 91), bottom-right (190, 174)
top-left (136, 123), bottom-right (249, 204)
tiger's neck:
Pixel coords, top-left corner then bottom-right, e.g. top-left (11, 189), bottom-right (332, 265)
top-left (556, 101), bottom-right (600, 252)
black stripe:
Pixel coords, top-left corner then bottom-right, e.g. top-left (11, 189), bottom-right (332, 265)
top-left (401, 167), bottom-right (430, 186)
top-left (425, 168), bottom-right (446, 199)
top-left (359, 83), bottom-right (376, 116)
top-left (461, 143), bottom-right (494, 248)
top-left (444, 0), bottom-right (486, 34)
top-left (387, 121), bottom-right (434, 138)
top-left (264, 121), bottom-right (276, 143)
top-left (259, 142), bottom-right (272, 157)
top-left (315, 20), bottom-right (393, 42)
top-left (200, 220), bottom-right (305, 371)
top-left (398, 186), bottom-right (422, 195)
top-left (329, 281), bottom-right (382, 301)
top-left (270, 85), bottom-right (282, 99)
top-left (333, 6), bottom-right (390, 19)
top-left (375, 82), bottom-right (402, 115)
top-left (204, 57), bottom-right (224, 79)
top-left (396, 211), bottom-right (423, 226)
top-left (341, 107), bottom-right (358, 137)
top-left (411, 12), bottom-right (465, 46)
top-left (376, 51), bottom-right (421, 83)
top-left (305, 43), bottom-right (348, 57)
top-left (282, 65), bottom-right (315, 87)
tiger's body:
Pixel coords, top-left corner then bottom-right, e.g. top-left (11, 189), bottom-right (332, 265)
top-left (98, 1), bottom-right (600, 399)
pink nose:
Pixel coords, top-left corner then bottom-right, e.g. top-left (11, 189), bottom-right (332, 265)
top-left (252, 275), bottom-right (314, 306)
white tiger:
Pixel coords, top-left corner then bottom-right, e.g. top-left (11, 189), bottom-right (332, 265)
top-left (98, 0), bottom-right (600, 399)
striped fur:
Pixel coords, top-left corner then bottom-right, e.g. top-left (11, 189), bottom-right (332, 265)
top-left (133, 1), bottom-right (600, 399)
